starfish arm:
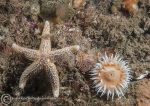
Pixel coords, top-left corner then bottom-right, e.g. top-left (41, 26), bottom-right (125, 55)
top-left (46, 62), bottom-right (59, 97)
top-left (19, 60), bottom-right (41, 89)
top-left (50, 45), bottom-right (80, 58)
top-left (12, 43), bottom-right (39, 60)
top-left (40, 21), bottom-right (51, 52)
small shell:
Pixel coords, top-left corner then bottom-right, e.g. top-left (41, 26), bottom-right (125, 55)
top-left (136, 71), bottom-right (149, 80)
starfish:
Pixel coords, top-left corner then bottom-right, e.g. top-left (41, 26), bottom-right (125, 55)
top-left (12, 21), bottom-right (80, 97)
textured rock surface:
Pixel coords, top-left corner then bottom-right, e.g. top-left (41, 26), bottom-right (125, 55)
top-left (0, 0), bottom-right (150, 105)
top-left (136, 79), bottom-right (150, 106)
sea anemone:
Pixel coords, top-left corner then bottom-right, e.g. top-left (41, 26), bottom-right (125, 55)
top-left (90, 53), bottom-right (132, 100)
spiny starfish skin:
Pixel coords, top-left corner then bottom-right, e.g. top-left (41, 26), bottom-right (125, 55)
top-left (12, 21), bottom-right (80, 97)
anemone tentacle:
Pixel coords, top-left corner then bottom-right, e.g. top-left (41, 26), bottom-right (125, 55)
top-left (90, 53), bottom-right (132, 99)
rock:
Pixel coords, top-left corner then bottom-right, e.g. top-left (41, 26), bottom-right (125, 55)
top-left (136, 79), bottom-right (150, 106)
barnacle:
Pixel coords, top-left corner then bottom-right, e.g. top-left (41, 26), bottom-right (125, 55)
top-left (90, 53), bottom-right (132, 99)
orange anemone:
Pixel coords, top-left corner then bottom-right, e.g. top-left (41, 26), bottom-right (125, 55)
top-left (90, 53), bottom-right (132, 99)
